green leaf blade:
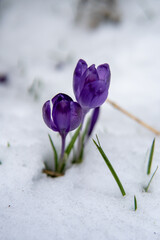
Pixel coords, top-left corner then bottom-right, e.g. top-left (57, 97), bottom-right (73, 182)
top-left (93, 136), bottom-right (126, 197)
top-left (82, 117), bottom-right (91, 142)
top-left (147, 138), bottom-right (155, 175)
top-left (134, 195), bottom-right (137, 211)
top-left (145, 166), bottom-right (158, 192)
top-left (48, 134), bottom-right (58, 171)
top-left (65, 125), bottom-right (81, 157)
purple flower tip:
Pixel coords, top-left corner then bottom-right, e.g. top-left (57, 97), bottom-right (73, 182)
top-left (87, 107), bottom-right (100, 137)
top-left (73, 59), bottom-right (111, 112)
top-left (42, 93), bottom-right (82, 137)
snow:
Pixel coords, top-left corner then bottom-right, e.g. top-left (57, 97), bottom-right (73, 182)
top-left (0, 0), bottom-right (160, 239)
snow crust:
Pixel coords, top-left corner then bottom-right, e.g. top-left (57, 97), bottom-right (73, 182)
top-left (0, 0), bottom-right (160, 239)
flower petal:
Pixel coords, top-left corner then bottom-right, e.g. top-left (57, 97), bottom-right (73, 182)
top-left (87, 107), bottom-right (100, 137)
top-left (73, 59), bottom-right (87, 100)
top-left (51, 93), bottom-right (73, 122)
top-left (79, 80), bottom-right (109, 109)
top-left (42, 100), bottom-right (57, 131)
top-left (74, 64), bottom-right (99, 104)
top-left (97, 64), bottom-right (111, 87)
top-left (53, 100), bottom-right (71, 136)
top-left (76, 59), bottom-right (88, 75)
top-left (82, 64), bottom-right (99, 84)
top-left (51, 93), bottom-right (72, 107)
top-left (69, 102), bottom-right (82, 131)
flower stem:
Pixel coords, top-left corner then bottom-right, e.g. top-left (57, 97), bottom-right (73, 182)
top-left (60, 135), bottom-right (66, 161)
top-left (80, 112), bottom-right (86, 130)
top-left (58, 134), bottom-right (67, 173)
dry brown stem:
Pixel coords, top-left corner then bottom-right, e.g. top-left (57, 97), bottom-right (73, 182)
top-left (107, 99), bottom-right (160, 135)
top-left (42, 169), bottom-right (64, 178)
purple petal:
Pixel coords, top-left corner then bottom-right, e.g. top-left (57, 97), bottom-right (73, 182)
top-left (74, 64), bottom-right (99, 103)
top-left (53, 100), bottom-right (71, 136)
top-left (51, 93), bottom-right (72, 107)
top-left (97, 64), bottom-right (111, 87)
top-left (42, 100), bottom-right (57, 131)
top-left (69, 102), bottom-right (82, 131)
top-left (51, 93), bottom-right (73, 122)
top-left (73, 59), bottom-right (87, 100)
top-left (79, 80), bottom-right (109, 109)
top-left (88, 107), bottom-right (100, 137)
top-left (75, 59), bottom-right (88, 76)
top-left (82, 64), bottom-right (99, 84)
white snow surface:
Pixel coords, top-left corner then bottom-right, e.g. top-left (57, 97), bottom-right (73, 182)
top-left (0, 0), bottom-right (160, 239)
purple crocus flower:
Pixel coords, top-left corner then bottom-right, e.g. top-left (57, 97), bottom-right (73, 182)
top-left (42, 93), bottom-right (82, 159)
top-left (73, 59), bottom-right (111, 114)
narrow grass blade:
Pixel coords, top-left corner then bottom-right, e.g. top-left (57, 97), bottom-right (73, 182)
top-left (145, 166), bottom-right (158, 192)
top-left (82, 117), bottom-right (91, 142)
top-left (65, 125), bottom-right (81, 157)
top-left (134, 195), bottom-right (137, 211)
top-left (96, 134), bottom-right (101, 146)
top-left (48, 134), bottom-right (58, 171)
top-left (147, 138), bottom-right (155, 175)
top-left (93, 136), bottom-right (126, 196)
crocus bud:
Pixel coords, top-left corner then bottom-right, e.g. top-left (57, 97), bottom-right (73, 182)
top-left (87, 107), bottom-right (100, 137)
top-left (42, 93), bottom-right (82, 137)
top-left (73, 59), bottom-right (111, 113)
